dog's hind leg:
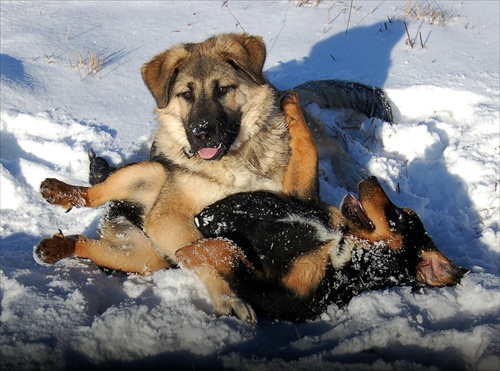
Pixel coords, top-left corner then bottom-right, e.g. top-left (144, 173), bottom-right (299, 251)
top-left (35, 220), bottom-right (170, 273)
top-left (37, 161), bottom-right (169, 273)
top-left (40, 161), bottom-right (167, 212)
top-left (281, 91), bottom-right (319, 202)
top-left (176, 238), bottom-right (258, 322)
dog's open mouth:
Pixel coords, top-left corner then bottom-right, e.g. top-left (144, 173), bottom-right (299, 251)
top-left (340, 194), bottom-right (375, 231)
top-left (198, 147), bottom-right (224, 160)
top-left (183, 146), bottom-right (225, 161)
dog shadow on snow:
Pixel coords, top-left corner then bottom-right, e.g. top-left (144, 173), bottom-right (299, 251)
top-left (402, 122), bottom-right (499, 273)
top-left (265, 21), bottom-right (405, 90)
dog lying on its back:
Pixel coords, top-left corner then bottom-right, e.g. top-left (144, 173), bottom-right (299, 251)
top-left (177, 176), bottom-right (467, 322)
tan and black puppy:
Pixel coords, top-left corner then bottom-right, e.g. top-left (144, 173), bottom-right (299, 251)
top-left (177, 177), bottom-right (467, 322)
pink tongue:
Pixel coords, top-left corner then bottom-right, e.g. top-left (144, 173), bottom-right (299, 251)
top-left (197, 148), bottom-right (220, 160)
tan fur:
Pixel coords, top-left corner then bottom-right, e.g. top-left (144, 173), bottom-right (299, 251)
top-left (281, 242), bottom-right (333, 298)
top-left (347, 178), bottom-right (403, 250)
top-left (281, 92), bottom-right (319, 201)
top-left (41, 162), bottom-right (167, 211)
top-left (177, 238), bottom-right (260, 322)
top-left (150, 84), bottom-right (289, 193)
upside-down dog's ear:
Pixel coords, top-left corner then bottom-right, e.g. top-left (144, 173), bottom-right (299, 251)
top-left (215, 33), bottom-right (267, 85)
top-left (417, 250), bottom-right (468, 287)
top-left (141, 44), bottom-right (192, 109)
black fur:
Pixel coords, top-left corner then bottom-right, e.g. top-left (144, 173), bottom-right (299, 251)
top-left (103, 200), bottom-right (145, 231)
top-left (197, 192), bottom-right (333, 269)
top-left (294, 79), bottom-right (394, 123)
top-left (88, 149), bottom-right (116, 186)
top-left (88, 151), bottom-right (145, 232)
top-left (196, 191), bottom-right (428, 322)
top-left (183, 89), bottom-right (242, 159)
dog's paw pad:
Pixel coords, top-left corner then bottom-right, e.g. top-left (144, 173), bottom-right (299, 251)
top-left (39, 178), bottom-right (85, 210)
top-left (34, 233), bottom-right (76, 265)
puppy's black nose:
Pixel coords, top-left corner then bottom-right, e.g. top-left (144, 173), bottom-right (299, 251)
top-left (192, 122), bottom-right (216, 144)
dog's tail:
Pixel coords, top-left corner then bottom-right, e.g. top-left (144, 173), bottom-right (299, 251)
top-left (293, 79), bottom-right (394, 123)
top-left (88, 149), bottom-right (116, 185)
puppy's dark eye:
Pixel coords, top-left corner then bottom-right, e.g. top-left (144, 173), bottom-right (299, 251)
top-left (217, 86), bottom-right (230, 97)
top-left (181, 91), bottom-right (193, 101)
top-left (386, 207), bottom-right (406, 231)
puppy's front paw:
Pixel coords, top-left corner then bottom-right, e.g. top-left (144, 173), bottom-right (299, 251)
top-left (214, 294), bottom-right (257, 323)
top-left (40, 178), bottom-right (87, 210)
top-left (34, 232), bottom-right (77, 264)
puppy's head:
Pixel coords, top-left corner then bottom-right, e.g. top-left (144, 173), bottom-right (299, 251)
top-left (341, 176), bottom-right (467, 286)
top-left (141, 33), bottom-right (269, 161)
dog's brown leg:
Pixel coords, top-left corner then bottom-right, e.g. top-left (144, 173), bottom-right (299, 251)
top-left (35, 228), bottom-right (169, 274)
top-left (40, 162), bottom-right (167, 211)
top-left (37, 162), bottom-right (170, 272)
top-left (281, 91), bottom-right (319, 202)
top-left (176, 238), bottom-right (258, 322)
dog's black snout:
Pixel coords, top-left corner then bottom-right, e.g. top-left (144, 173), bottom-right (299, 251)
top-left (192, 122), bottom-right (217, 145)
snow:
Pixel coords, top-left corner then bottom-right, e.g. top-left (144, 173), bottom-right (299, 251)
top-left (1, 1), bottom-right (499, 370)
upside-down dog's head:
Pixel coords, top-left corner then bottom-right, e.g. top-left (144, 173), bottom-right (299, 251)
top-left (141, 33), bottom-right (280, 163)
top-left (341, 176), bottom-right (467, 287)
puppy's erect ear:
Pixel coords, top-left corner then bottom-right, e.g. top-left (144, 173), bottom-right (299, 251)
top-left (141, 45), bottom-right (191, 109)
top-left (218, 33), bottom-right (267, 85)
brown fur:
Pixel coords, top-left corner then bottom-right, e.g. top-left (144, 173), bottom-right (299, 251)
top-left (178, 238), bottom-right (261, 321)
top-left (345, 178), bottom-right (404, 250)
top-left (340, 176), bottom-right (465, 287)
top-left (281, 92), bottom-right (319, 200)
top-left (417, 250), bottom-right (464, 286)
top-left (280, 241), bottom-right (334, 298)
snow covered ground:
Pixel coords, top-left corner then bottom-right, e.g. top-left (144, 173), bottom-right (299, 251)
top-left (1, 1), bottom-right (498, 370)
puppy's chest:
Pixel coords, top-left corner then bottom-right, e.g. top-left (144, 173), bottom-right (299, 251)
top-left (173, 165), bottom-right (282, 210)
top-left (221, 156), bottom-right (287, 192)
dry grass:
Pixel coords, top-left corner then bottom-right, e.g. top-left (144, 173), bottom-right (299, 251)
top-left (42, 50), bottom-right (56, 64)
top-left (69, 51), bottom-right (107, 80)
top-left (294, 0), bottom-right (323, 7)
top-left (399, 0), bottom-right (458, 25)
